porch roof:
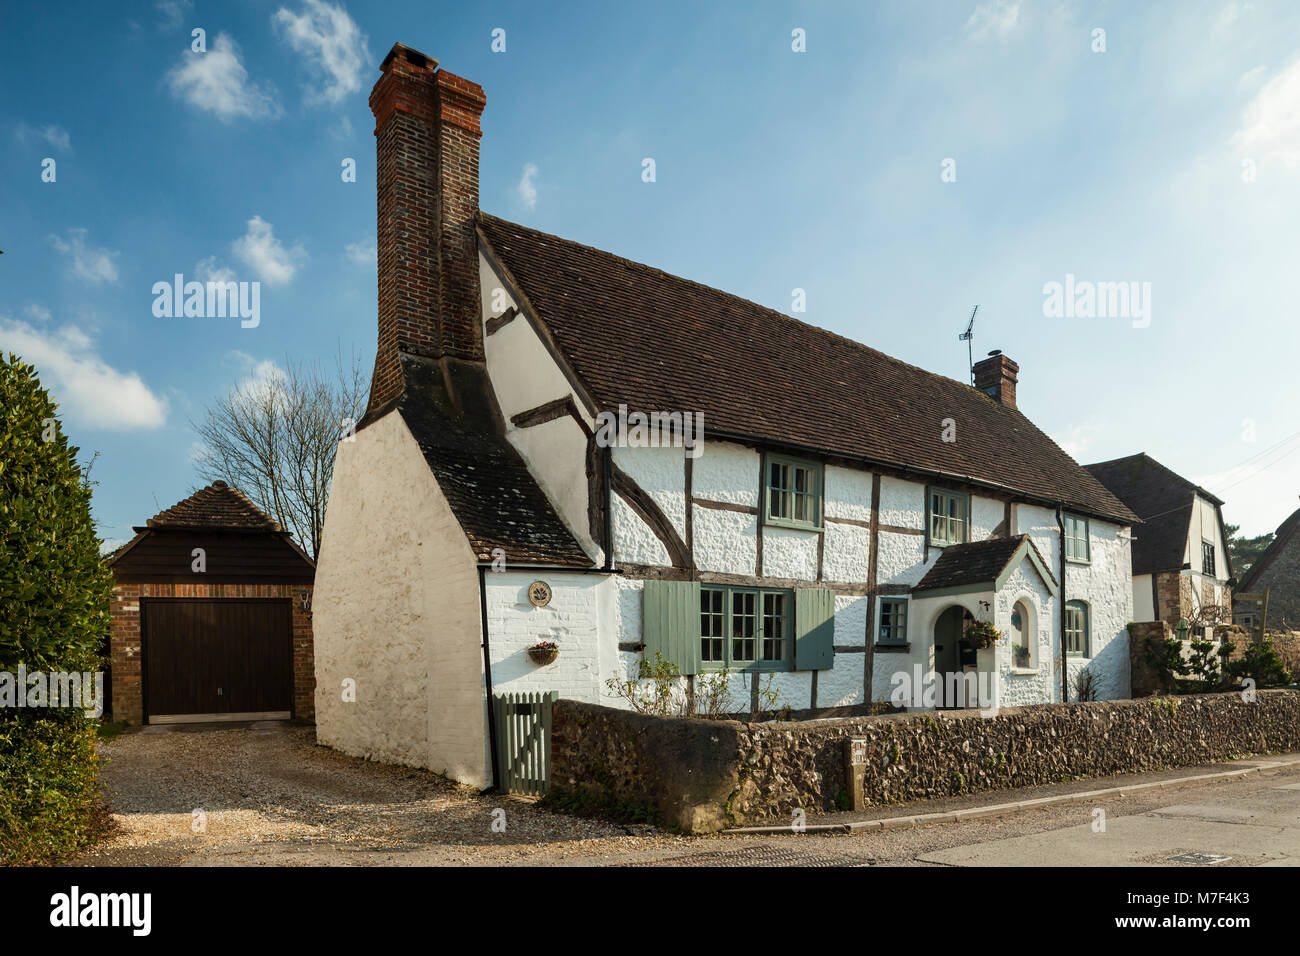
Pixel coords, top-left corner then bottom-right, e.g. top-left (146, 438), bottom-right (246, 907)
top-left (912, 535), bottom-right (1058, 598)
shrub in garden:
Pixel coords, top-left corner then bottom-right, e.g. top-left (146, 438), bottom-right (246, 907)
top-left (0, 354), bottom-right (114, 864)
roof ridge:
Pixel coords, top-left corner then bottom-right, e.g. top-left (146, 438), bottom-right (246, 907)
top-left (479, 211), bottom-right (1009, 408)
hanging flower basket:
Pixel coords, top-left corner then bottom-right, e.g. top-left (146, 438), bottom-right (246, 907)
top-left (528, 641), bottom-right (559, 665)
top-left (963, 620), bottom-right (1004, 650)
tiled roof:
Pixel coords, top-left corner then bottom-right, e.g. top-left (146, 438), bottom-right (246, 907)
top-left (478, 214), bottom-right (1138, 526)
top-left (1083, 453), bottom-right (1215, 576)
top-left (145, 480), bottom-right (281, 530)
top-left (1236, 507), bottom-right (1300, 593)
top-left (914, 535), bottom-right (1056, 593)
top-left (394, 354), bottom-right (592, 567)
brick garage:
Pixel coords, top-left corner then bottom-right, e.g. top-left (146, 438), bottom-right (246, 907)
top-left (106, 481), bottom-right (315, 725)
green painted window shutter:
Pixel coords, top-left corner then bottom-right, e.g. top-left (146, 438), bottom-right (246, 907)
top-left (642, 579), bottom-right (702, 675)
top-left (794, 587), bottom-right (835, 671)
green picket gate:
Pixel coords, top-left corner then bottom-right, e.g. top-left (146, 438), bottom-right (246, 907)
top-left (493, 691), bottom-right (558, 796)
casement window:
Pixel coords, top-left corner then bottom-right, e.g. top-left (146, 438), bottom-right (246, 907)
top-left (643, 580), bottom-right (835, 674)
top-left (1064, 600), bottom-right (1090, 657)
top-left (1202, 541), bottom-right (1216, 576)
top-left (927, 488), bottom-right (969, 547)
top-left (878, 598), bottom-right (908, 645)
top-left (699, 587), bottom-right (789, 669)
top-left (764, 454), bottom-right (822, 530)
top-left (1064, 514), bottom-right (1090, 563)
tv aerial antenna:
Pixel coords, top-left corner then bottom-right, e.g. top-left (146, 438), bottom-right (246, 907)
top-left (959, 305), bottom-right (978, 384)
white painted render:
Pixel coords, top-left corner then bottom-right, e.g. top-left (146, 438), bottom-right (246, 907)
top-left (1184, 494), bottom-right (1229, 582)
top-left (479, 253), bottom-right (601, 562)
top-left (484, 570), bottom-right (622, 707)
top-left (313, 411), bottom-right (490, 786)
top-left (1018, 504), bottom-right (1132, 701)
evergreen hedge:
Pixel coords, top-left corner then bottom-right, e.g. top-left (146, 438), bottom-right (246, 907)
top-left (0, 353), bottom-right (113, 863)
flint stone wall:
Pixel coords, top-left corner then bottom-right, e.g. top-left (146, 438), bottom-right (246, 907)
top-left (550, 691), bottom-right (1300, 833)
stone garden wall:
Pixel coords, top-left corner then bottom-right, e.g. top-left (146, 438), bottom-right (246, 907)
top-left (550, 690), bottom-right (1300, 832)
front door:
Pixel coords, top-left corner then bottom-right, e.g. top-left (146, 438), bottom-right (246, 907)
top-left (934, 605), bottom-right (972, 709)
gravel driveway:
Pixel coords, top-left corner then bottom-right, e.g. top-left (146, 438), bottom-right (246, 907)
top-left (76, 722), bottom-right (702, 866)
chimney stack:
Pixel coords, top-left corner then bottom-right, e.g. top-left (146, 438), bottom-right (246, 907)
top-left (973, 350), bottom-right (1019, 408)
top-left (366, 44), bottom-right (487, 417)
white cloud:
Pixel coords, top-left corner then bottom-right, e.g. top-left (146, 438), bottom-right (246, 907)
top-left (231, 216), bottom-right (306, 285)
top-left (0, 318), bottom-right (167, 429)
top-left (517, 162), bottom-right (539, 210)
top-left (23, 303), bottom-right (51, 322)
top-left (1233, 57), bottom-right (1300, 164)
top-left (99, 537), bottom-right (132, 556)
top-left (345, 238), bottom-right (376, 265)
top-left (50, 228), bottom-right (119, 283)
top-left (167, 32), bottom-right (281, 121)
top-left (965, 0), bottom-right (1021, 40)
top-left (15, 123), bottom-right (71, 151)
top-left (155, 0), bottom-right (192, 31)
top-left (272, 0), bottom-right (370, 106)
top-left (196, 254), bottom-right (237, 283)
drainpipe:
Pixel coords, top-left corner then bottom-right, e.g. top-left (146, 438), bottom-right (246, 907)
top-left (1055, 505), bottom-right (1069, 703)
top-left (602, 446), bottom-right (614, 571)
top-left (478, 565), bottom-right (500, 794)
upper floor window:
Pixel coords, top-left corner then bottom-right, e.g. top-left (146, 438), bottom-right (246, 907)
top-left (878, 598), bottom-right (908, 645)
top-left (927, 488), bottom-right (969, 547)
top-left (1202, 541), bottom-right (1216, 576)
top-left (700, 586), bottom-right (792, 671)
top-left (1064, 600), bottom-right (1090, 657)
top-left (764, 455), bottom-right (822, 530)
top-left (1064, 514), bottom-right (1090, 563)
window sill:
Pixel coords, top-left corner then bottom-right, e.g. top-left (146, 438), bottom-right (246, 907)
top-left (1010, 666), bottom-right (1039, 675)
top-left (764, 519), bottom-right (823, 533)
top-left (874, 642), bottom-right (911, 653)
top-left (1066, 558), bottom-right (1091, 566)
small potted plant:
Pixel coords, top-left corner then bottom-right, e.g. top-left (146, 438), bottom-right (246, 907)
top-left (1014, 644), bottom-right (1032, 668)
top-left (527, 640), bottom-right (559, 665)
top-left (963, 619), bottom-right (1004, 650)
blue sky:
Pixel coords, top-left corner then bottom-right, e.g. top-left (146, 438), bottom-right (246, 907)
top-left (2, 0), bottom-right (1299, 550)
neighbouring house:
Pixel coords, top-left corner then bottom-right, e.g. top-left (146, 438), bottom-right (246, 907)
top-left (1084, 454), bottom-right (1234, 640)
top-left (312, 43), bottom-right (1139, 788)
top-left (1233, 507), bottom-right (1300, 631)
top-left (106, 481), bottom-right (316, 725)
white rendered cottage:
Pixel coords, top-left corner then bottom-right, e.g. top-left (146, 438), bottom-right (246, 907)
top-left (313, 44), bottom-right (1140, 787)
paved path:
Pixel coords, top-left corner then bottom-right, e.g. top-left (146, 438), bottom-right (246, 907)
top-left (76, 724), bottom-right (1300, 867)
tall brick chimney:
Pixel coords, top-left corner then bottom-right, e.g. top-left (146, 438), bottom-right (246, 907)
top-left (366, 44), bottom-right (487, 417)
top-left (973, 350), bottom-right (1019, 409)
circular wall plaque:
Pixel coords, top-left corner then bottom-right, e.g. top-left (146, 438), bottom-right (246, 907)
top-left (527, 580), bottom-right (552, 608)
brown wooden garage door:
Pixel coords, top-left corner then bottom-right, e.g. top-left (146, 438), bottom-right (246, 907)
top-left (143, 599), bottom-right (293, 723)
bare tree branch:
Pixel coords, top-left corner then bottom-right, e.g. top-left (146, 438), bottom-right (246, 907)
top-left (191, 349), bottom-right (368, 559)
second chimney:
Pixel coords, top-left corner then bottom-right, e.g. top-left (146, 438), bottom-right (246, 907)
top-left (367, 44), bottom-right (487, 416)
top-left (973, 350), bottom-right (1019, 408)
